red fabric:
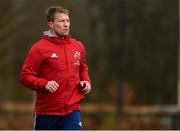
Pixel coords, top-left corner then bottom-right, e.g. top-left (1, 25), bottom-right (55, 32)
top-left (20, 36), bottom-right (91, 115)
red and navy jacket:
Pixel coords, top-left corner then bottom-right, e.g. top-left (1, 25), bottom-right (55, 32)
top-left (20, 34), bottom-right (91, 115)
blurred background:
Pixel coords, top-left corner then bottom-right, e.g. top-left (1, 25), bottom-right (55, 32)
top-left (0, 0), bottom-right (179, 129)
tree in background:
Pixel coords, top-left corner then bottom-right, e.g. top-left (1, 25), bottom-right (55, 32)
top-left (0, 0), bottom-right (178, 106)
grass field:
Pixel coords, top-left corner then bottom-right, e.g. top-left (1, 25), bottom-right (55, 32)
top-left (0, 102), bottom-right (178, 129)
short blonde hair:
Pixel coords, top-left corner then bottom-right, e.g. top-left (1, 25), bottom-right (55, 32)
top-left (46, 6), bottom-right (69, 22)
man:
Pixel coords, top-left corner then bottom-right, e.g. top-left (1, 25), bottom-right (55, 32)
top-left (20, 6), bottom-right (91, 130)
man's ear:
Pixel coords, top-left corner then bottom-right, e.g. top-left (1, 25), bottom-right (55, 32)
top-left (48, 21), bottom-right (53, 28)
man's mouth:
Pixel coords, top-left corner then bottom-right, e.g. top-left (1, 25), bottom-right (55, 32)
top-left (64, 29), bottom-right (69, 31)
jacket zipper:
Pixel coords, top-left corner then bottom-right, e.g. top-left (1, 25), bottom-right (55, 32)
top-left (62, 37), bottom-right (68, 114)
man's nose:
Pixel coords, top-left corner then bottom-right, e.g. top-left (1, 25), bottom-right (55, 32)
top-left (64, 21), bottom-right (69, 26)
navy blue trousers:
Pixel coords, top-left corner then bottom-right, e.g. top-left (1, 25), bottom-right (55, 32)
top-left (34, 110), bottom-right (82, 130)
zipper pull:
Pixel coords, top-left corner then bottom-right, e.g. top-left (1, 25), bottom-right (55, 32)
top-left (62, 37), bottom-right (64, 43)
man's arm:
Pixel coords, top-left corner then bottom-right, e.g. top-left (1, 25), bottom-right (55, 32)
top-left (79, 44), bottom-right (91, 94)
top-left (19, 46), bottom-right (48, 91)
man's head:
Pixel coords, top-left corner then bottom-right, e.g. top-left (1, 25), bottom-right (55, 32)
top-left (46, 6), bottom-right (70, 37)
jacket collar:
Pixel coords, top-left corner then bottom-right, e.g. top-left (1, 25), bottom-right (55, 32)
top-left (43, 30), bottom-right (71, 45)
top-left (43, 30), bottom-right (57, 37)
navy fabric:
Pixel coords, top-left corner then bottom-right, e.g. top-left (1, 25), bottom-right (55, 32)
top-left (34, 110), bottom-right (82, 130)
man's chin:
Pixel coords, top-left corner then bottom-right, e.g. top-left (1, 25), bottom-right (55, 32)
top-left (57, 33), bottom-right (69, 37)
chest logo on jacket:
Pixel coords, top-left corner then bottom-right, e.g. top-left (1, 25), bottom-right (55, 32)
top-left (51, 53), bottom-right (58, 58)
top-left (74, 51), bottom-right (81, 65)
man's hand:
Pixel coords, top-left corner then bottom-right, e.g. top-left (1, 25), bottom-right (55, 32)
top-left (80, 81), bottom-right (91, 94)
top-left (45, 81), bottom-right (59, 93)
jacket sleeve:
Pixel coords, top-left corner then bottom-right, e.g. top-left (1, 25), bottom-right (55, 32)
top-left (19, 46), bottom-right (48, 91)
top-left (80, 43), bottom-right (91, 84)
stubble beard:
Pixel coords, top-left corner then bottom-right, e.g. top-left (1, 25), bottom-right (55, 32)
top-left (55, 30), bottom-right (69, 37)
